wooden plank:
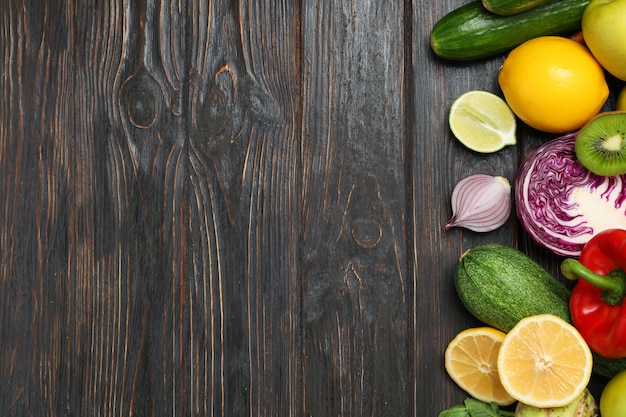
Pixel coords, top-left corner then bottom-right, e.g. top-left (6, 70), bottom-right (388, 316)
top-left (1, 0), bottom-right (302, 415)
top-left (300, 1), bottom-right (410, 415)
top-left (411, 0), bottom-right (536, 410)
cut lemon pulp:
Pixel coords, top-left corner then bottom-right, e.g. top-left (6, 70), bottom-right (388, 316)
top-left (497, 314), bottom-right (593, 408)
top-left (444, 327), bottom-right (515, 406)
top-left (449, 90), bottom-right (517, 153)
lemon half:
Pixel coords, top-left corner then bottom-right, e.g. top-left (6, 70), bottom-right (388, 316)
top-left (497, 314), bottom-right (592, 408)
top-left (444, 326), bottom-right (515, 406)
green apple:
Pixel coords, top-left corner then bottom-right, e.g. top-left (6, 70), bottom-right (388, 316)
top-left (582, 0), bottom-right (626, 81)
top-left (601, 369), bottom-right (626, 417)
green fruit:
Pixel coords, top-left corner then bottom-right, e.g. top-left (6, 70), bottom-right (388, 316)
top-left (582, 0), bottom-right (626, 81)
top-left (575, 112), bottom-right (626, 176)
top-left (601, 369), bottom-right (626, 417)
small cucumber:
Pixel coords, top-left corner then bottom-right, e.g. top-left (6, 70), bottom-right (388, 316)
top-left (430, 0), bottom-right (590, 61)
top-left (483, 0), bottom-right (549, 16)
top-left (454, 243), bottom-right (626, 378)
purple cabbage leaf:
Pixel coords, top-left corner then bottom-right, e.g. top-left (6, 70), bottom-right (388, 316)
top-left (515, 132), bottom-right (626, 257)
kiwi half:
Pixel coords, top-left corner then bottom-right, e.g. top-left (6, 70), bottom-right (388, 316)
top-left (575, 111), bottom-right (626, 176)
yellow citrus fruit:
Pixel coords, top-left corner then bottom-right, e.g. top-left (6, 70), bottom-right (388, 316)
top-left (448, 90), bottom-right (517, 153)
top-left (497, 314), bottom-right (592, 409)
top-left (498, 36), bottom-right (609, 134)
top-left (444, 327), bottom-right (515, 406)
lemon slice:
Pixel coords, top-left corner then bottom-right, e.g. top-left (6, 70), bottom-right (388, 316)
top-left (449, 90), bottom-right (517, 153)
top-left (497, 314), bottom-right (593, 409)
top-left (444, 327), bottom-right (515, 406)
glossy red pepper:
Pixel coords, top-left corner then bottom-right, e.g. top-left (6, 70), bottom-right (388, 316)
top-left (561, 228), bottom-right (626, 359)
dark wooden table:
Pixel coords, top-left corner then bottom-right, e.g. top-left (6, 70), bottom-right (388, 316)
top-left (1, 1), bottom-right (615, 415)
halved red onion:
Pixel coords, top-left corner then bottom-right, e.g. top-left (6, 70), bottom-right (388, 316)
top-left (446, 174), bottom-right (512, 232)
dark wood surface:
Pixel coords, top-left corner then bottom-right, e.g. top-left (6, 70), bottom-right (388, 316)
top-left (1, 1), bottom-right (614, 416)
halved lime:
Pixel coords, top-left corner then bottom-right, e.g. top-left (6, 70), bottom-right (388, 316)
top-left (449, 90), bottom-right (517, 153)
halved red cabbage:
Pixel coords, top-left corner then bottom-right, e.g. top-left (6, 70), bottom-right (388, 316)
top-left (515, 132), bottom-right (626, 257)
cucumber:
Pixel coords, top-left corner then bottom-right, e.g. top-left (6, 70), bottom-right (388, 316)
top-left (430, 0), bottom-right (590, 61)
top-left (454, 243), bottom-right (626, 378)
top-left (483, 0), bottom-right (549, 16)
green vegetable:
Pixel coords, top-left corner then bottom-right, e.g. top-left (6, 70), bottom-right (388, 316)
top-left (516, 388), bottom-right (598, 416)
top-left (439, 404), bottom-right (470, 417)
top-left (454, 243), bottom-right (626, 378)
top-left (439, 398), bottom-right (514, 417)
top-left (454, 243), bottom-right (570, 330)
top-left (430, 0), bottom-right (590, 61)
top-left (482, 0), bottom-right (549, 16)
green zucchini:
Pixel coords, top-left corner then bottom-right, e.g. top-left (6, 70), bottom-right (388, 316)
top-left (430, 0), bottom-right (590, 61)
top-left (454, 243), bottom-right (626, 378)
top-left (483, 0), bottom-right (549, 16)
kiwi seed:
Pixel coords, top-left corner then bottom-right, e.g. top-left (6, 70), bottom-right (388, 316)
top-left (575, 112), bottom-right (626, 177)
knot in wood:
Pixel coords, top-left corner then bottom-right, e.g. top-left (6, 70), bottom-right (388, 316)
top-left (120, 67), bottom-right (164, 130)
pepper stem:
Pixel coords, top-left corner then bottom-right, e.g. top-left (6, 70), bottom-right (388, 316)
top-left (561, 258), bottom-right (626, 306)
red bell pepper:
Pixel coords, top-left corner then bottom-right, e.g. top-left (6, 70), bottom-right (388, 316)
top-left (560, 228), bottom-right (626, 359)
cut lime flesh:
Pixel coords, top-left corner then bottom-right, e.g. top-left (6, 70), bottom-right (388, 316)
top-left (449, 90), bottom-right (517, 153)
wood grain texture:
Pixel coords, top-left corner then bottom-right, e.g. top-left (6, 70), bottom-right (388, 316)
top-left (0, 0), bottom-right (610, 416)
top-left (412, 0), bottom-right (521, 412)
top-left (2, 1), bottom-right (302, 415)
top-left (300, 1), bottom-right (409, 415)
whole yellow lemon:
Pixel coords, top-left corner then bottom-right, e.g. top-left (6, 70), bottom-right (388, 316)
top-left (498, 36), bottom-right (609, 134)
